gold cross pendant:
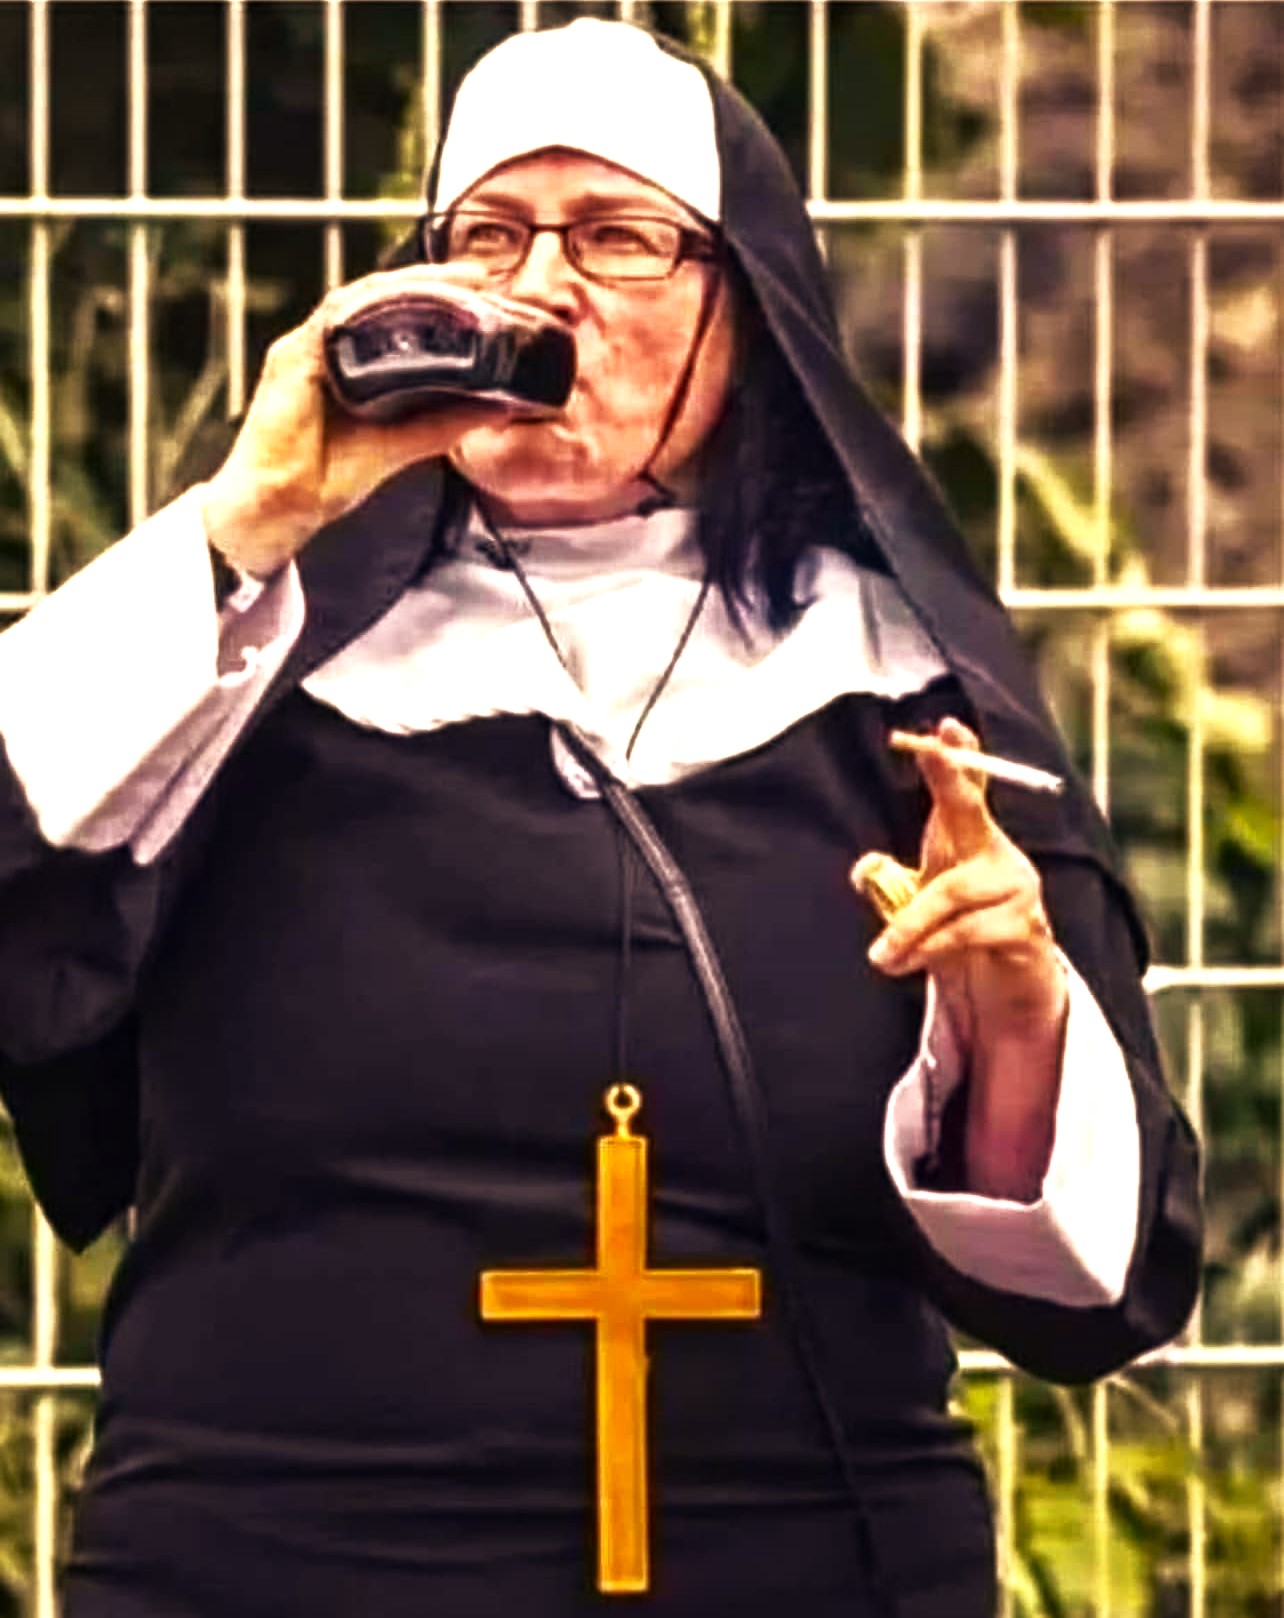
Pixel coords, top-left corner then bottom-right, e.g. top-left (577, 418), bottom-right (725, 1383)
top-left (479, 1084), bottom-right (763, 1594)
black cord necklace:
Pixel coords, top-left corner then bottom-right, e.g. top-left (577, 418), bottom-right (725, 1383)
top-left (472, 501), bottom-right (714, 765)
top-left (472, 503), bottom-right (899, 1617)
top-left (473, 498), bottom-right (713, 1083)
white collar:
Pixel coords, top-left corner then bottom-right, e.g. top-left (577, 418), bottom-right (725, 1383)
top-left (461, 502), bottom-right (705, 583)
top-left (302, 504), bottom-right (948, 796)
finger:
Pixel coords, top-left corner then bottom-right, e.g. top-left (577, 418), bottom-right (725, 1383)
top-left (872, 891), bottom-right (1051, 978)
top-left (868, 853), bottom-right (1028, 968)
top-left (320, 262), bottom-right (506, 330)
top-left (246, 322), bottom-right (329, 402)
top-left (910, 718), bottom-right (998, 859)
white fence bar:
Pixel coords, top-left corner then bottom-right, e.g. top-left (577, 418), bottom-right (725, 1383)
top-left (3, 196), bottom-right (1282, 225)
top-left (1267, 401), bottom-right (1280, 1605)
top-left (324, 0), bottom-right (345, 290)
top-left (127, 0), bottom-right (150, 529)
top-left (996, 1378), bottom-right (1017, 1618)
top-left (993, 17), bottom-right (1021, 1599)
top-left (1184, 2), bottom-right (1214, 1608)
top-left (1007, 584), bottom-right (1284, 608)
top-left (225, 0), bottom-right (247, 417)
top-left (900, 1), bottom-right (923, 455)
top-left (1089, 10), bottom-right (1117, 1594)
top-left (1091, 1378), bottom-right (1110, 1617)
top-left (995, 0), bottom-right (1020, 600)
top-left (0, 1369), bottom-right (100, 1393)
top-left (1089, 0), bottom-right (1116, 824)
top-left (31, 1215), bottom-right (58, 1618)
top-left (710, 0), bottom-right (732, 81)
top-left (1278, 205), bottom-right (1284, 1618)
top-left (420, 0), bottom-right (442, 180)
top-left (807, 0), bottom-right (828, 211)
top-left (1145, 966), bottom-right (1284, 995)
top-left (26, 0), bottom-right (51, 602)
top-left (26, 3), bottom-right (58, 1613)
top-left (964, 1345), bottom-right (1284, 1376)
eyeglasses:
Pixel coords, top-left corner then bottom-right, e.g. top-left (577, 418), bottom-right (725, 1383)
top-left (424, 211), bottom-right (719, 285)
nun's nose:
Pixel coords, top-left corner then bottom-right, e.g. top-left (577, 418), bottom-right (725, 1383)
top-left (506, 228), bottom-right (582, 317)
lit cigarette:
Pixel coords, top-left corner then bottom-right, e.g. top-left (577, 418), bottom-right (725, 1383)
top-left (888, 731), bottom-right (1065, 795)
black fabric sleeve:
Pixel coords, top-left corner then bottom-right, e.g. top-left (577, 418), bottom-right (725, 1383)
top-left (0, 740), bottom-right (211, 1249)
top-left (906, 851), bottom-right (1202, 1384)
top-left (0, 457), bottom-right (446, 1252)
top-left (0, 1021), bottom-right (140, 1252)
top-left (0, 416), bottom-right (242, 1247)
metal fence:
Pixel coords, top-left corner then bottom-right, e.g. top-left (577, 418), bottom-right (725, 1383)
top-left (1, 1), bottom-right (1282, 1613)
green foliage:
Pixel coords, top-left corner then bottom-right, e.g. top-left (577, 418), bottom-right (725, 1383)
top-left (923, 377), bottom-right (1282, 1616)
top-left (1019, 1), bottom-right (1095, 35)
top-left (965, 1373), bottom-right (1284, 1615)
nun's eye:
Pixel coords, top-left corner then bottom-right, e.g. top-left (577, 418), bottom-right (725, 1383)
top-left (580, 221), bottom-right (658, 255)
top-left (447, 215), bottom-right (527, 263)
top-left (566, 218), bottom-right (689, 282)
top-left (575, 218), bottom-right (680, 261)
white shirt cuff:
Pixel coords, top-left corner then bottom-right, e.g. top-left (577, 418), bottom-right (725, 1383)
top-left (883, 955), bottom-right (1141, 1307)
top-left (0, 487), bottom-right (305, 861)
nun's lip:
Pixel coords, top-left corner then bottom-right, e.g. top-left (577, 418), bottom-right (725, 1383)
top-left (509, 374), bottom-right (588, 420)
top-left (504, 407), bottom-right (567, 426)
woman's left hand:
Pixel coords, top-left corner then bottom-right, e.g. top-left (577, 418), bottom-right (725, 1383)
top-left (856, 716), bottom-right (1070, 1201)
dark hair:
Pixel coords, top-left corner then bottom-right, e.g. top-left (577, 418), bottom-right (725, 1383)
top-left (693, 264), bottom-right (887, 635)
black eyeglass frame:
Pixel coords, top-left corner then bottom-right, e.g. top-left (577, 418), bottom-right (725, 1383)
top-left (422, 210), bottom-right (721, 285)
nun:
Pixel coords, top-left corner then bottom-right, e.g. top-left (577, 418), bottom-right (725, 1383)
top-left (0, 19), bottom-right (1199, 1618)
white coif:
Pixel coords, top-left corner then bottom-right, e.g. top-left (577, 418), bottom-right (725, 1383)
top-left (433, 19), bottom-right (721, 223)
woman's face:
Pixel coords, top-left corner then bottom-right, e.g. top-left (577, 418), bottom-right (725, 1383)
top-left (445, 150), bottom-right (735, 526)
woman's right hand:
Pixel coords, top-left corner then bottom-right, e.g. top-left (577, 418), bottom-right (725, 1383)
top-left (199, 263), bottom-right (515, 580)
